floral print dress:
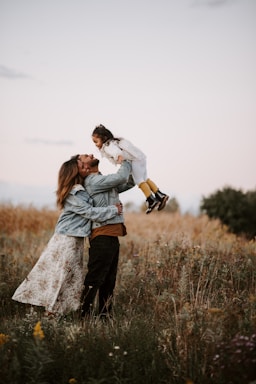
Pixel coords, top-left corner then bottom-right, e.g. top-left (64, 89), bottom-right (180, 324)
top-left (12, 233), bottom-right (84, 316)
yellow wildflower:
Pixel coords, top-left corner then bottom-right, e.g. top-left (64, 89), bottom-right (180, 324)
top-left (68, 379), bottom-right (77, 384)
top-left (249, 294), bottom-right (256, 303)
top-left (0, 333), bottom-right (9, 346)
top-left (33, 321), bottom-right (45, 340)
top-left (207, 308), bottom-right (223, 315)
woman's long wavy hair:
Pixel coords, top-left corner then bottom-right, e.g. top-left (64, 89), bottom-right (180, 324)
top-left (56, 155), bottom-right (84, 209)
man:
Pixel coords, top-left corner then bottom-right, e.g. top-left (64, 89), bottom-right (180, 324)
top-left (77, 154), bottom-right (134, 319)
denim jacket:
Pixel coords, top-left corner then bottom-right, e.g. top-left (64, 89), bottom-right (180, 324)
top-left (55, 184), bottom-right (118, 237)
top-left (84, 160), bottom-right (135, 229)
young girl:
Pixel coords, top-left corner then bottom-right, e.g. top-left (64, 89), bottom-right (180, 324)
top-left (91, 124), bottom-right (169, 214)
top-left (12, 155), bottom-right (122, 318)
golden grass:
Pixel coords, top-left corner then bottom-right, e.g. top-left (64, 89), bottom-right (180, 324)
top-left (0, 203), bottom-right (59, 235)
top-left (0, 204), bottom-right (256, 383)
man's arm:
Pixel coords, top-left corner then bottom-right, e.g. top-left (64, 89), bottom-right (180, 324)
top-left (117, 174), bottom-right (135, 193)
top-left (85, 160), bottom-right (132, 194)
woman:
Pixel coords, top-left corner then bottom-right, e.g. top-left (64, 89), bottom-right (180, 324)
top-left (12, 155), bottom-right (122, 317)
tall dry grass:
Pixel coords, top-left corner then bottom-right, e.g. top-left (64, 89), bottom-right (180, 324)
top-left (0, 204), bottom-right (256, 384)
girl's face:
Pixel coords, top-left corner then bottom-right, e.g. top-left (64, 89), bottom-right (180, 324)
top-left (92, 134), bottom-right (103, 149)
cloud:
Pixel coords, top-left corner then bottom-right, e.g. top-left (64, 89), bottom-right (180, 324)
top-left (26, 138), bottom-right (74, 146)
top-left (191, 0), bottom-right (232, 7)
top-left (0, 65), bottom-right (31, 79)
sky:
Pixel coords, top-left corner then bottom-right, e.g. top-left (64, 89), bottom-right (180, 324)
top-left (0, 0), bottom-right (255, 213)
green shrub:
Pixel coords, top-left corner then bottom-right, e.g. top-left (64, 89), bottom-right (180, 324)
top-left (200, 187), bottom-right (256, 239)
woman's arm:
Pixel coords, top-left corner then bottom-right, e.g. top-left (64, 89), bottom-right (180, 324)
top-left (66, 192), bottom-right (120, 222)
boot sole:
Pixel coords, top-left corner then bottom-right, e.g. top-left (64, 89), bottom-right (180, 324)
top-left (158, 195), bottom-right (169, 211)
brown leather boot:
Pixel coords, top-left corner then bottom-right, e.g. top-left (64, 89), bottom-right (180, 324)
top-left (146, 194), bottom-right (159, 214)
top-left (155, 190), bottom-right (169, 211)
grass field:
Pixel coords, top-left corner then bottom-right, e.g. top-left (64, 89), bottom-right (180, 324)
top-left (0, 204), bottom-right (255, 384)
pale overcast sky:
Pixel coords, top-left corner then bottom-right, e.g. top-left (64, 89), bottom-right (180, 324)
top-left (0, 0), bottom-right (255, 212)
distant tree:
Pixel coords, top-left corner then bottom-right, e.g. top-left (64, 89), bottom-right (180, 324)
top-left (164, 197), bottom-right (180, 213)
top-left (200, 187), bottom-right (256, 239)
top-left (244, 190), bottom-right (256, 238)
top-left (124, 201), bottom-right (138, 212)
